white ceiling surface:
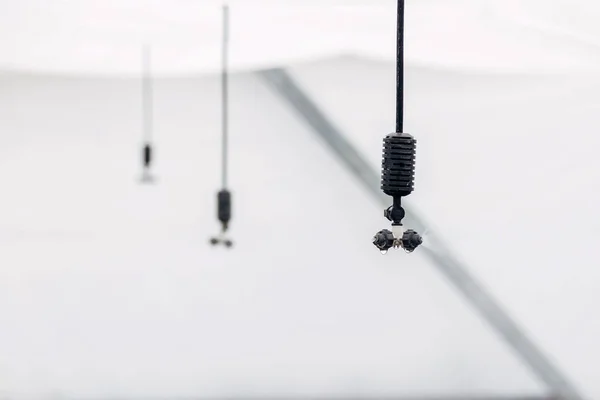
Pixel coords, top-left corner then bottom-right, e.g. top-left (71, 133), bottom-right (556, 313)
top-left (0, 68), bottom-right (546, 397)
top-left (289, 57), bottom-right (600, 399)
top-left (1, 0), bottom-right (600, 75)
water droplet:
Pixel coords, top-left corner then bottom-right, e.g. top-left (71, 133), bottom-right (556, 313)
top-left (380, 249), bottom-right (388, 255)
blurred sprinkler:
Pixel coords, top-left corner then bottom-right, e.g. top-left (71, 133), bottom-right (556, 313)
top-left (140, 44), bottom-right (156, 184)
top-left (210, 4), bottom-right (234, 248)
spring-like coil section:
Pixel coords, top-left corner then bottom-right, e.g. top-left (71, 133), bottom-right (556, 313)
top-left (143, 143), bottom-right (152, 168)
top-left (381, 132), bottom-right (416, 197)
top-left (217, 189), bottom-right (232, 228)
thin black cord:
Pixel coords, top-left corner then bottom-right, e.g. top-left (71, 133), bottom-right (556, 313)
top-left (142, 44), bottom-right (153, 143)
top-left (221, 5), bottom-right (229, 189)
top-left (396, 0), bottom-right (404, 133)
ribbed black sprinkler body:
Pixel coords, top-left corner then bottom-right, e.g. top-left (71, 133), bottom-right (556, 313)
top-left (140, 142), bottom-right (155, 183)
top-left (372, 0), bottom-right (423, 254)
top-left (381, 132), bottom-right (416, 198)
top-left (373, 134), bottom-right (423, 254)
top-left (143, 143), bottom-right (152, 168)
top-left (210, 189), bottom-right (233, 248)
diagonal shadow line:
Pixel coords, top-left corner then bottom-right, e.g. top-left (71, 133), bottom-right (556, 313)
top-left (257, 67), bottom-right (584, 400)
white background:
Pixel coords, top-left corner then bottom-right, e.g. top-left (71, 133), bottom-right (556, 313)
top-left (0, 0), bottom-right (598, 399)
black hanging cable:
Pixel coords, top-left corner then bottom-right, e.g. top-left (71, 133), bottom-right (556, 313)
top-left (396, 0), bottom-right (404, 133)
top-left (141, 44), bottom-right (155, 183)
top-left (210, 4), bottom-right (233, 248)
top-left (373, 0), bottom-right (422, 254)
top-left (221, 4), bottom-right (229, 190)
